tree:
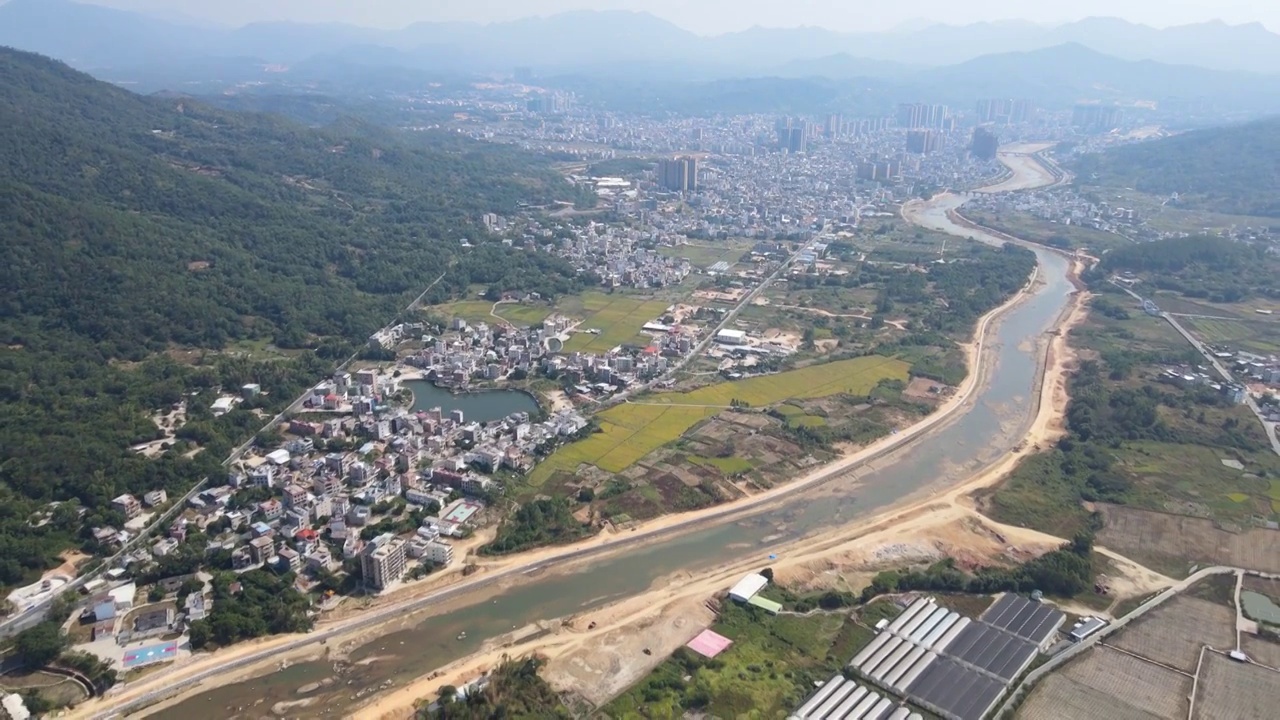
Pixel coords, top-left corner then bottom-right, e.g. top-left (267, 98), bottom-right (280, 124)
top-left (15, 622), bottom-right (68, 669)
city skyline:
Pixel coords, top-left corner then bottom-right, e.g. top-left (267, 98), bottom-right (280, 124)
top-left (43, 0), bottom-right (1280, 34)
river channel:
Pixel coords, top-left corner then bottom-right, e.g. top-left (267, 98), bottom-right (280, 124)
top-left (150, 167), bottom-right (1073, 720)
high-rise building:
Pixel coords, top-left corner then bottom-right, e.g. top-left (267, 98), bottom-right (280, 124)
top-left (825, 113), bottom-right (843, 138)
top-left (970, 127), bottom-right (1000, 160)
top-left (897, 103), bottom-right (951, 130)
top-left (1072, 104), bottom-right (1124, 131)
top-left (775, 117), bottom-right (809, 153)
top-left (976, 99), bottom-right (1033, 124)
top-left (361, 533), bottom-right (407, 591)
top-left (906, 130), bottom-right (942, 154)
top-left (657, 157), bottom-right (699, 192)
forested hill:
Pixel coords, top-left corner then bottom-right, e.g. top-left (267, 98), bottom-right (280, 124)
top-left (0, 47), bottom-right (582, 356)
top-left (0, 47), bottom-right (582, 588)
top-left (1071, 117), bottom-right (1280, 218)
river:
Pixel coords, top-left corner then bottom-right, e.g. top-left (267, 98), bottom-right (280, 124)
top-left (146, 157), bottom-right (1072, 719)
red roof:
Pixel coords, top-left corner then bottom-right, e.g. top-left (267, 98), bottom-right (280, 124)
top-left (295, 528), bottom-right (319, 541)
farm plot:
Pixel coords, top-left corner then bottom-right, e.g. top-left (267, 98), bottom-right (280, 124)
top-left (650, 356), bottom-right (910, 408)
top-left (1110, 596), bottom-right (1236, 672)
top-left (1182, 317), bottom-right (1280, 355)
top-left (562, 293), bottom-right (673, 353)
top-left (1096, 504), bottom-right (1280, 573)
top-left (527, 356), bottom-right (906, 486)
top-left (1018, 674), bottom-right (1166, 720)
top-left (1027, 647), bottom-right (1191, 720)
top-left (1241, 636), bottom-right (1280, 668)
top-left (658, 242), bottom-right (749, 269)
top-left (1191, 650), bottom-right (1280, 720)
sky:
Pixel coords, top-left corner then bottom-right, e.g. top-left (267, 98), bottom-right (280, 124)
top-left (71, 0), bottom-right (1278, 34)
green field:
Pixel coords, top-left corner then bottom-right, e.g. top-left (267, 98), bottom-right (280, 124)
top-left (650, 356), bottom-right (909, 408)
top-left (561, 292), bottom-right (672, 352)
top-left (495, 303), bottom-right (553, 326)
top-left (658, 242), bottom-right (749, 269)
top-left (528, 356), bottom-right (908, 485)
top-left (689, 456), bottom-right (755, 475)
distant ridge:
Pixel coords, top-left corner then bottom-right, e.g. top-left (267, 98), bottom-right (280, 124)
top-left (2, 1), bottom-right (1277, 76)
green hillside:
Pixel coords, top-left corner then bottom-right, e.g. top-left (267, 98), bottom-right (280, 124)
top-left (1072, 117), bottom-right (1280, 218)
top-left (0, 48), bottom-right (580, 587)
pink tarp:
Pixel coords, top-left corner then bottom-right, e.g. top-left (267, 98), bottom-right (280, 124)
top-left (686, 629), bottom-right (733, 658)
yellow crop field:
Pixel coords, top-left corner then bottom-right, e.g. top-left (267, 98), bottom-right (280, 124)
top-left (527, 355), bottom-right (908, 486)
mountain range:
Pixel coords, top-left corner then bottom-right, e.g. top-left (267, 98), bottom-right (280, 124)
top-left (2, 0), bottom-right (1278, 78)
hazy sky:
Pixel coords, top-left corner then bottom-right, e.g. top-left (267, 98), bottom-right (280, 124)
top-left (76, 0), bottom-right (1277, 34)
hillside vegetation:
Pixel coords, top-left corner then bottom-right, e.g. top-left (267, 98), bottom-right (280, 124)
top-left (0, 47), bottom-right (581, 587)
top-left (1072, 117), bottom-right (1280, 217)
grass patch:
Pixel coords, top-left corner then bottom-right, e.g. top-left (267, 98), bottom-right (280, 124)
top-left (658, 242), bottom-right (749, 269)
top-left (561, 292), bottom-right (672, 353)
top-left (528, 356), bottom-right (908, 485)
top-left (690, 456), bottom-right (755, 475)
top-left (788, 415), bottom-right (828, 428)
top-left (495, 303), bottom-right (553, 326)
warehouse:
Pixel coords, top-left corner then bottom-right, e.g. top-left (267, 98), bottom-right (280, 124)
top-left (715, 328), bottom-right (747, 345)
top-left (727, 572), bottom-right (768, 602)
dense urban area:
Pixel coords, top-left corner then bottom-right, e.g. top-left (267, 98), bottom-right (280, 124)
top-left (1, 2), bottom-right (1279, 720)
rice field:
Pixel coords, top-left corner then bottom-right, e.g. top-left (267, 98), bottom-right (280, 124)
top-left (561, 293), bottom-right (673, 353)
top-left (527, 356), bottom-right (908, 485)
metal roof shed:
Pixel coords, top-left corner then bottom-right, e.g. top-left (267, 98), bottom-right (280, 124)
top-left (728, 573), bottom-right (769, 602)
top-left (747, 595), bottom-right (782, 614)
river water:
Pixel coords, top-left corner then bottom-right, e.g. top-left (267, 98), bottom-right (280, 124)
top-left (405, 380), bottom-right (541, 423)
top-left (151, 176), bottom-right (1073, 720)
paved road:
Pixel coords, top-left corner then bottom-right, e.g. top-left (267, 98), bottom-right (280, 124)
top-left (1111, 280), bottom-right (1280, 457)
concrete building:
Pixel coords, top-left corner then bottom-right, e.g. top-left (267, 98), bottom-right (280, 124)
top-left (361, 533), bottom-right (407, 591)
top-left (112, 494), bottom-right (141, 520)
top-left (715, 329), bottom-right (747, 345)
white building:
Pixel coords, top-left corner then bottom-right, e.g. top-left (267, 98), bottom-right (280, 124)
top-left (715, 329), bottom-right (747, 345)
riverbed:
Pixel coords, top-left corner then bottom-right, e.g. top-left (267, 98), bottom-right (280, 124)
top-left (143, 151), bottom-right (1073, 720)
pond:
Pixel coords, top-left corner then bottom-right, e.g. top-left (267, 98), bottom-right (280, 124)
top-left (404, 379), bottom-right (540, 424)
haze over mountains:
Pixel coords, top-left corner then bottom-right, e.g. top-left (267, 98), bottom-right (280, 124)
top-left (3, 0), bottom-right (1279, 78)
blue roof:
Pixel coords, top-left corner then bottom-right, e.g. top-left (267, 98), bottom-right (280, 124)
top-left (94, 602), bottom-right (116, 619)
